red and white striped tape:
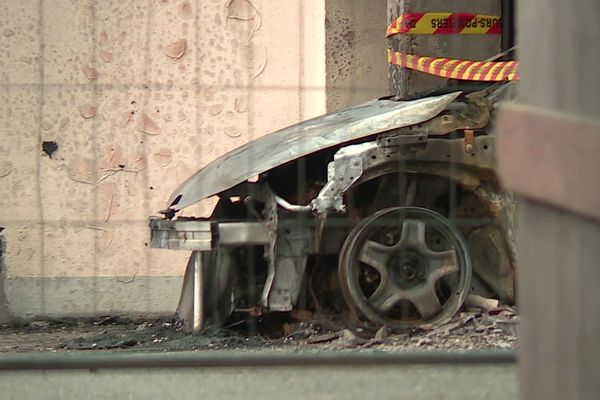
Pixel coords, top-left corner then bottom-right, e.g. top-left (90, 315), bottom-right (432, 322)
top-left (387, 49), bottom-right (520, 81)
top-left (387, 13), bottom-right (502, 36)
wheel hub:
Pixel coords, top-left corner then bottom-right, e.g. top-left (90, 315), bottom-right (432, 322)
top-left (400, 264), bottom-right (417, 280)
top-left (391, 251), bottom-right (424, 289)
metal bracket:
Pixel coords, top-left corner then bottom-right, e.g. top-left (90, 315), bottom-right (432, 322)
top-left (260, 190), bottom-right (279, 308)
top-left (391, 100), bottom-right (491, 138)
top-left (377, 133), bottom-right (427, 147)
top-left (192, 251), bottom-right (204, 334)
top-left (464, 129), bottom-right (475, 154)
top-left (264, 222), bottom-right (313, 311)
top-left (310, 137), bottom-right (433, 215)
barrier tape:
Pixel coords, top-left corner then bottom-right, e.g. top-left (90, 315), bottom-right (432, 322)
top-left (386, 13), bottom-right (501, 36)
top-left (387, 49), bottom-right (520, 81)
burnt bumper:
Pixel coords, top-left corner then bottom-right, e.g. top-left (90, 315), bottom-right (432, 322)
top-left (149, 218), bottom-right (271, 251)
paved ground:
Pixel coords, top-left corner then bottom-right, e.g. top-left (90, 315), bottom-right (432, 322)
top-left (0, 351), bottom-right (517, 400)
top-left (0, 310), bottom-right (519, 399)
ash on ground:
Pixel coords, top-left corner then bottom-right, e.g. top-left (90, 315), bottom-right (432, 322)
top-left (0, 305), bottom-right (517, 353)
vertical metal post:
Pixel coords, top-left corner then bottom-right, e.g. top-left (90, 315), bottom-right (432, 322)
top-left (499, 0), bottom-right (600, 399)
top-left (192, 251), bottom-right (204, 334)
top-left (500, 0), bottom-right (515, 60)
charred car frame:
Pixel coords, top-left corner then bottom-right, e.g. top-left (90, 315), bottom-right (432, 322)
top-left (149, 83), bottom-right (516, 333)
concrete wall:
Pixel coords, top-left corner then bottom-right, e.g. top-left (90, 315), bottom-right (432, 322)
top-left (0, 0), bottom-right (327, 319)
top-left (1, 0), bottom-right (387, 320)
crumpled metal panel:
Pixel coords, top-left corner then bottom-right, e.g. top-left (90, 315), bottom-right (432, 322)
top-left (167, 92), bottom-right (461, 210)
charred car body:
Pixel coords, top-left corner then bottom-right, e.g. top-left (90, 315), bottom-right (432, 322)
top-left (149, 83), bottom-right (516, 332)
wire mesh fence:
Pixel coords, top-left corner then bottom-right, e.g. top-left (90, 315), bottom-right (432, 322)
top-left (0, 0), bottom-right (517, 361)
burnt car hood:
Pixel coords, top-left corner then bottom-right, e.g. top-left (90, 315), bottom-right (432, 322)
top-left (167, 92), bottom-right (461, 211)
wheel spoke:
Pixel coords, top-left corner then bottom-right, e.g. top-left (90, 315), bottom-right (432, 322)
top-left (424, 249), bottom-right (459, 283)
top-left (408, 284), bottom-right (442, 319)
top-left (399, 219), bottom-right (427, 249)
top-left (359, 240), bottom-right (393, 276)
top-left (368, 281), bottom-right (402, 312)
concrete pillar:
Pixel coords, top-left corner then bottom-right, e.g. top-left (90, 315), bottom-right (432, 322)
top-left (325, 0), bottom-right (388, 111)
top-left (386, 0), bottom-right (501, 97)
top-left (497, 0), bottom-right (600, 399)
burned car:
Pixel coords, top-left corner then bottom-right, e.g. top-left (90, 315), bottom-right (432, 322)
top-left (149, 83), bottom-right (516, 332)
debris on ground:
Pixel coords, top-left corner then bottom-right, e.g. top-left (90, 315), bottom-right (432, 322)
top-left (337, 329), bottom-right (368, 349)
top-left (0, 305), bottom-right (518, 353)
top-left (465, 294), bottom-right (500, 311)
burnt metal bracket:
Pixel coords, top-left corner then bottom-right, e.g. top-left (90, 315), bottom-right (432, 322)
top-left (264, 222), bottom-right (313, 311)
top-left (390, 101), bottom-right (491, 139)
top-left (311, 135), bottom-right (497, 215)
top-left (311, 142), bottom-right (375, 214)
top-left (260, 190), bottom-right (279, 309)
top-left (192, 251), bottom-right (204, 334)
top-left (377, 133), bottom-right (428, 147)
top-left (464, 129), bottom-right (475, 154)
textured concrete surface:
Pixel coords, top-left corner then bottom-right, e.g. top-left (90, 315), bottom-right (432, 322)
top-left (3, 275), bottom-right (182, 318)
top-left (0, 359), bottom-right (517, 400)
top-left (326, 0), bottom-right (388, 111)
top-left (0, 0), bottom-right (335, 319)
top-left (0, 0), bottom-right (387, 320)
